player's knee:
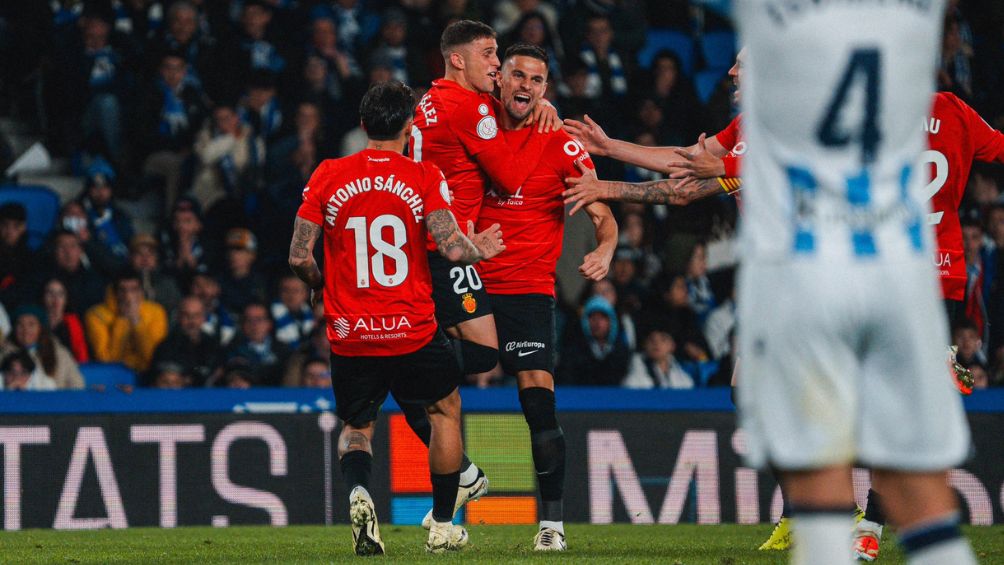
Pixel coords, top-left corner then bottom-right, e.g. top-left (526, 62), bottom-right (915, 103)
top-left (459, 340), bottom-right (498, 374)
top-left (519, 386), bottom-right (559, 433)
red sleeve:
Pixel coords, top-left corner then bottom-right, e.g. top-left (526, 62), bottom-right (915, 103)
top-left (961, 98), bottom-right (1004, 164)
top-left (66, 314), bottom-right (90, 363)
top-left (421, 162), bottom-right (451, 215)
top-left (557, 136), bottom-right (596, 181)
top-left (448, 99), bottom-right (547, 193)
top-left (714, 115), bottom-right (742, 152)
top-left (296, 161), bottom-right (329, 225)
top-left (723, 153), bottom-right (741, 179)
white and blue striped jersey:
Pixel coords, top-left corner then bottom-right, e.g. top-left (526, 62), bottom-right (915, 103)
top-left (736, 0), bottom-right (947, 263)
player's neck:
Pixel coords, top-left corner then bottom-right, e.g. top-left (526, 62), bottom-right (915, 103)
top-left (499, 110), bottom-right (521, 131)
top-left (365, 138), bottom-right (406, 154)
top-left (444, 69), bottom-right (478, 93)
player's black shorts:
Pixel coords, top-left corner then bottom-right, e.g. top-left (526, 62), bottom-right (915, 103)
top-left (944, 299), bottom-right (964, 331)
top-left (490, 293), bottom-right (557, 376)
top-left (329, 330), bottom-right (461, 428)
top-left (428, 251), bottom-right (493, 328)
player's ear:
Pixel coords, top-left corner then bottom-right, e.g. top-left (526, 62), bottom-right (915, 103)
top-left (449, 50), bottom-right (465, 71)
top-left (402, 117), bottom-right (414, 140)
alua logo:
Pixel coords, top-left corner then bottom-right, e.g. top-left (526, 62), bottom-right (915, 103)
top-left (354, 316), bottom-right (413, 332)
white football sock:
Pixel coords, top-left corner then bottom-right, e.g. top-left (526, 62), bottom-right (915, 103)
top-left (791, 513), bottom-right (854, 565)
top-left (459, 463), bottom-right (479, 486)
top-left (539, 520), bottom-right (564, 535)
top-left (856, 518), bottom-right (884, 539)
top-left (907, 539), bottom-right (976, 565)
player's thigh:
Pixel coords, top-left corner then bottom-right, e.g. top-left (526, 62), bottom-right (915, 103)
top-left (428, 252), bottom-right (494, 333)
top-left (736, 263), bottom-right (858, 471)
top-left (858, 264), bottom-right (969, 470)
top-left (329, 353), bottom-right (393, 429)
top-left (490, 293), bottom-right (557, 377)
top-left (390, 329), bottom-right (463, 408)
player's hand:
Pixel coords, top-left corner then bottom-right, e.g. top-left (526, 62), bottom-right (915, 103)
top-left (468, 220), bottom-right (505, 260)
top-left (562, 159), bottom-right (605, 216)
top-left (562, 114), bottom-right (609, 156)
top-left (310, 286), bottom-right (323, 309)
top-left (525, 99), bottom-right (561, 133)
top-left (668, 133), bottom-right (726, 179)
top-left (579, 249), bottom-right (611, 281)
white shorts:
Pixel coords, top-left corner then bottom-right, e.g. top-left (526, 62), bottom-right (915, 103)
top-left (737, 259), bottom-right (970, 471)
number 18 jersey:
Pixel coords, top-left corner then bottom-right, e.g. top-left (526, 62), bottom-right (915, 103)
top-left (297, 149), bottom-right (451, 356)
top-left (736, 0), bottom-right (946, 263)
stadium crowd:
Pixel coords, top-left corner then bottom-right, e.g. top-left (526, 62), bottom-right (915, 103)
top-left (0, 0), bottom-right (1003, 391)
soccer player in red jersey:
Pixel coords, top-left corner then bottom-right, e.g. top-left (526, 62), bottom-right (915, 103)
top-left (852, 91), bottom-right (1004, 562)
top-left (288, 81), bottom-right (504, 556)
top-left (474, 44), bottom-right (618, 551)
top-left (410, 20), bottom-right (560, 377)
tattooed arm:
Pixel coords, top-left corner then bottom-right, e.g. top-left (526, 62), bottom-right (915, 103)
top-left (562, 161), bottom-right (723, 215)
top-left (426, 209), bottom-right (505, 264)
top-left (288, 216), bottom-right (323, 293)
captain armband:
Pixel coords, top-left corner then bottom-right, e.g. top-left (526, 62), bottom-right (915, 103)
top-left (717, 176), bottom-right (742, 195)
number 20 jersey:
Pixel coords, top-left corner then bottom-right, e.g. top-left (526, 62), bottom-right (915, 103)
top-left (297, 149), bottom-right (451, 356)
top-left (736, 0), bottom-right (946, 263)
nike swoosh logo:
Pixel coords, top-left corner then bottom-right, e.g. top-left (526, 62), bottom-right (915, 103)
top-left (517, 350), bottom-right (540, 357)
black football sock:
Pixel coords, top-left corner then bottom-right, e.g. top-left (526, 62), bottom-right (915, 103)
top-left (864, 488), bottom-right (886, 525)
top-left (340, 450), bottom-right (372, 492)
top-left (430, 471), bottom-right (461, 523)
top-left (519, 387), bottom-right (565, 522)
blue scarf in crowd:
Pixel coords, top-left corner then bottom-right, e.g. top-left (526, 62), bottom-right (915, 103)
top-left (579, 46), bottom-right (627, 99)
top-left (158, 80), bottom-right (188, 138)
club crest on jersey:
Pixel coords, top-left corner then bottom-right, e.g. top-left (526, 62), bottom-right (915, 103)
top-left (440, 180), bottom-right (451, 204)
top-left (462, 293), bottom-right (477, 314)
top-left (478, 103), bottom-right (489, 116)
top-left (332, 317), bottom-right (350, 339)
top-left (477, 115), bottom-right (498, 140)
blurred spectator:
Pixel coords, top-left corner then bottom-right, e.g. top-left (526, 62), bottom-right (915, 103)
top-left (647, 50), bottom-right (703, 146)
top-left (307, 13), bottom-right (362, 98)
top-left (299, 356), bottom-right (332, 388)
top-left (160, 196), bottom-right (214, 278)
top-left (327, 0), bottom-right (381, 55)
top-left (609, 247), bottom-right (646, 316)
top-left (939, 10), bottom-right (973, 99)
top-left (703, 280), bottom-right (736, 361)
top-left (504, 11), bottom-right (564, 81)
top-left (191, 103), bottom-right (264, 210)
top-left (209, 0), bottom-right (286, 102)
top-left (137, 50), bottom-right (207, 209)
top-left (618, 210), bottom-right (661, 281)
top-left (577, 15), bottom-right (631, 103)
top-left (42, 230), bottom-right (109, 313)
top-left (264, 101), bottom-right (335, 230)
top-left (218, 357), bottom-right (257, 388)
top-left (640, 273), bottom-right (711, 363)
top-left (367, 8), bottom-right (425, 86)
top-left (0, 202), bottom-right (30, 307)
top-left (150, 361), bottom-right (191, 389)
top-left (79, 159), bottom-right (135, 266)
top-left (85, 269), bottom-right (168, 372)
top-left (0, 350), bottom-right (56, 391)
top-left (963, 215), bottom-right (987, 336)
top-left (190, 272), bottom-right (237, 345)
top-left (241, 71), bottom-right (286, 144)
top-left (622, 329), bottom-right (694, 389)
top-left (954, 320), bottom-right (987, 367)
top-left (685, 241), bottom-right (718, 324)
top-left (111, 0), bottom-right (164, 45)
top-left (150, 1), bottom-right (214, 89)
top-left (151, 295), bottom-right (222, 386)
top-left (225, 302), bottom-right (291, 385)
top-left (128, 233), bottom-right (182, 314)
top-left (10, 305), bottom-right (84, 389)
top-left (42, 278), bottom-right (91, 363)
top-left (0, 302), bottom-right (9, 344)
top-left (968, 361), bottom-right (991, 390)
top-left (283, 323), bottom-right (332, 386)
top-left (271, 273), bottom-right (316, 349)
top-left (581, 278), bottom-right (638, 349)
top-left (220, 228), bottom-right (267, 314)
top-left (48, 6), bottom-right (132, 162)
top-left (557, 296), bottom-right (631, 385)
top-left (495, 1), bottom-right (560, 38)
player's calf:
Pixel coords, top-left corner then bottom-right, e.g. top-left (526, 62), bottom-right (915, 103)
top-left (519, 385), bottom-right (567, 545)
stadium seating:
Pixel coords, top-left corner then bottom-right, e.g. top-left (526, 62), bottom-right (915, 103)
top-left (0, 184), bottom-right (61, 250)
top-left (80, 362), bottom-right (137, 389)
top-left (700, 30), bottom-right (736, 71)
top-left (637, 29), bottom-right (695, 75)
top-left (695, 69), bottom-right (727, 103)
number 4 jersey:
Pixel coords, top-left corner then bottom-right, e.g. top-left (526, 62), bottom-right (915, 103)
top-left (297, 149), bottom-right (451, 356)
top-left (927, 91), bottom-right (1004, 300)
top-left (736, 0), bottom-right (946, 263)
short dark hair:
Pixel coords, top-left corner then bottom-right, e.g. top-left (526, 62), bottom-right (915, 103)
top-left (503, 43), bottom-right (548, 70)
top-left (114, 268), bottom-right (142, 290)
top-left (359, 80), bottom-right (415, 141)
top-left (440, 19), bottom-right (496, 56)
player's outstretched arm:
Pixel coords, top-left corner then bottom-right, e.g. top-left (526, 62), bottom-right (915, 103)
top-left (562, 161), bottom-right (722, 214)
top-left (289, 216), bottom-right (324, 306)
top-left (667, 133), bottom-right (726, 179)
top-left (580, 201), bottom-right (618, 281)
top-left (563, 115), bottom-right (727, 174)
top-left (427, 209), bottom-right (505, 264)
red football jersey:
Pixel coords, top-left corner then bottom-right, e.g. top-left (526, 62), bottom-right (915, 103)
top-left (411, 79), bottom-right (548, 250)
top-left (714, 115), bottom-right (745, 178)
top-left (927, 92), bottom-right (1004, 300)
top-left (476, 129), bottom-right (595, 296)
top-left (297, 149), bottom-right (451, 356)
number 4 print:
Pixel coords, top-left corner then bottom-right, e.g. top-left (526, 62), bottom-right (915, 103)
top-left (817, 48), bottom-right (881, 165)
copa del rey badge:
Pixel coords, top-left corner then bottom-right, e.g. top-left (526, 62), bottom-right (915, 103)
top-left (476, 103), bottom-right (497, 140)
top-left (462, 293), bottom-right (477, 314)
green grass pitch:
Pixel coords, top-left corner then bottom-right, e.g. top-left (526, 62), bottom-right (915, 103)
top-left (1, 524), bottom-right (1003, 564)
